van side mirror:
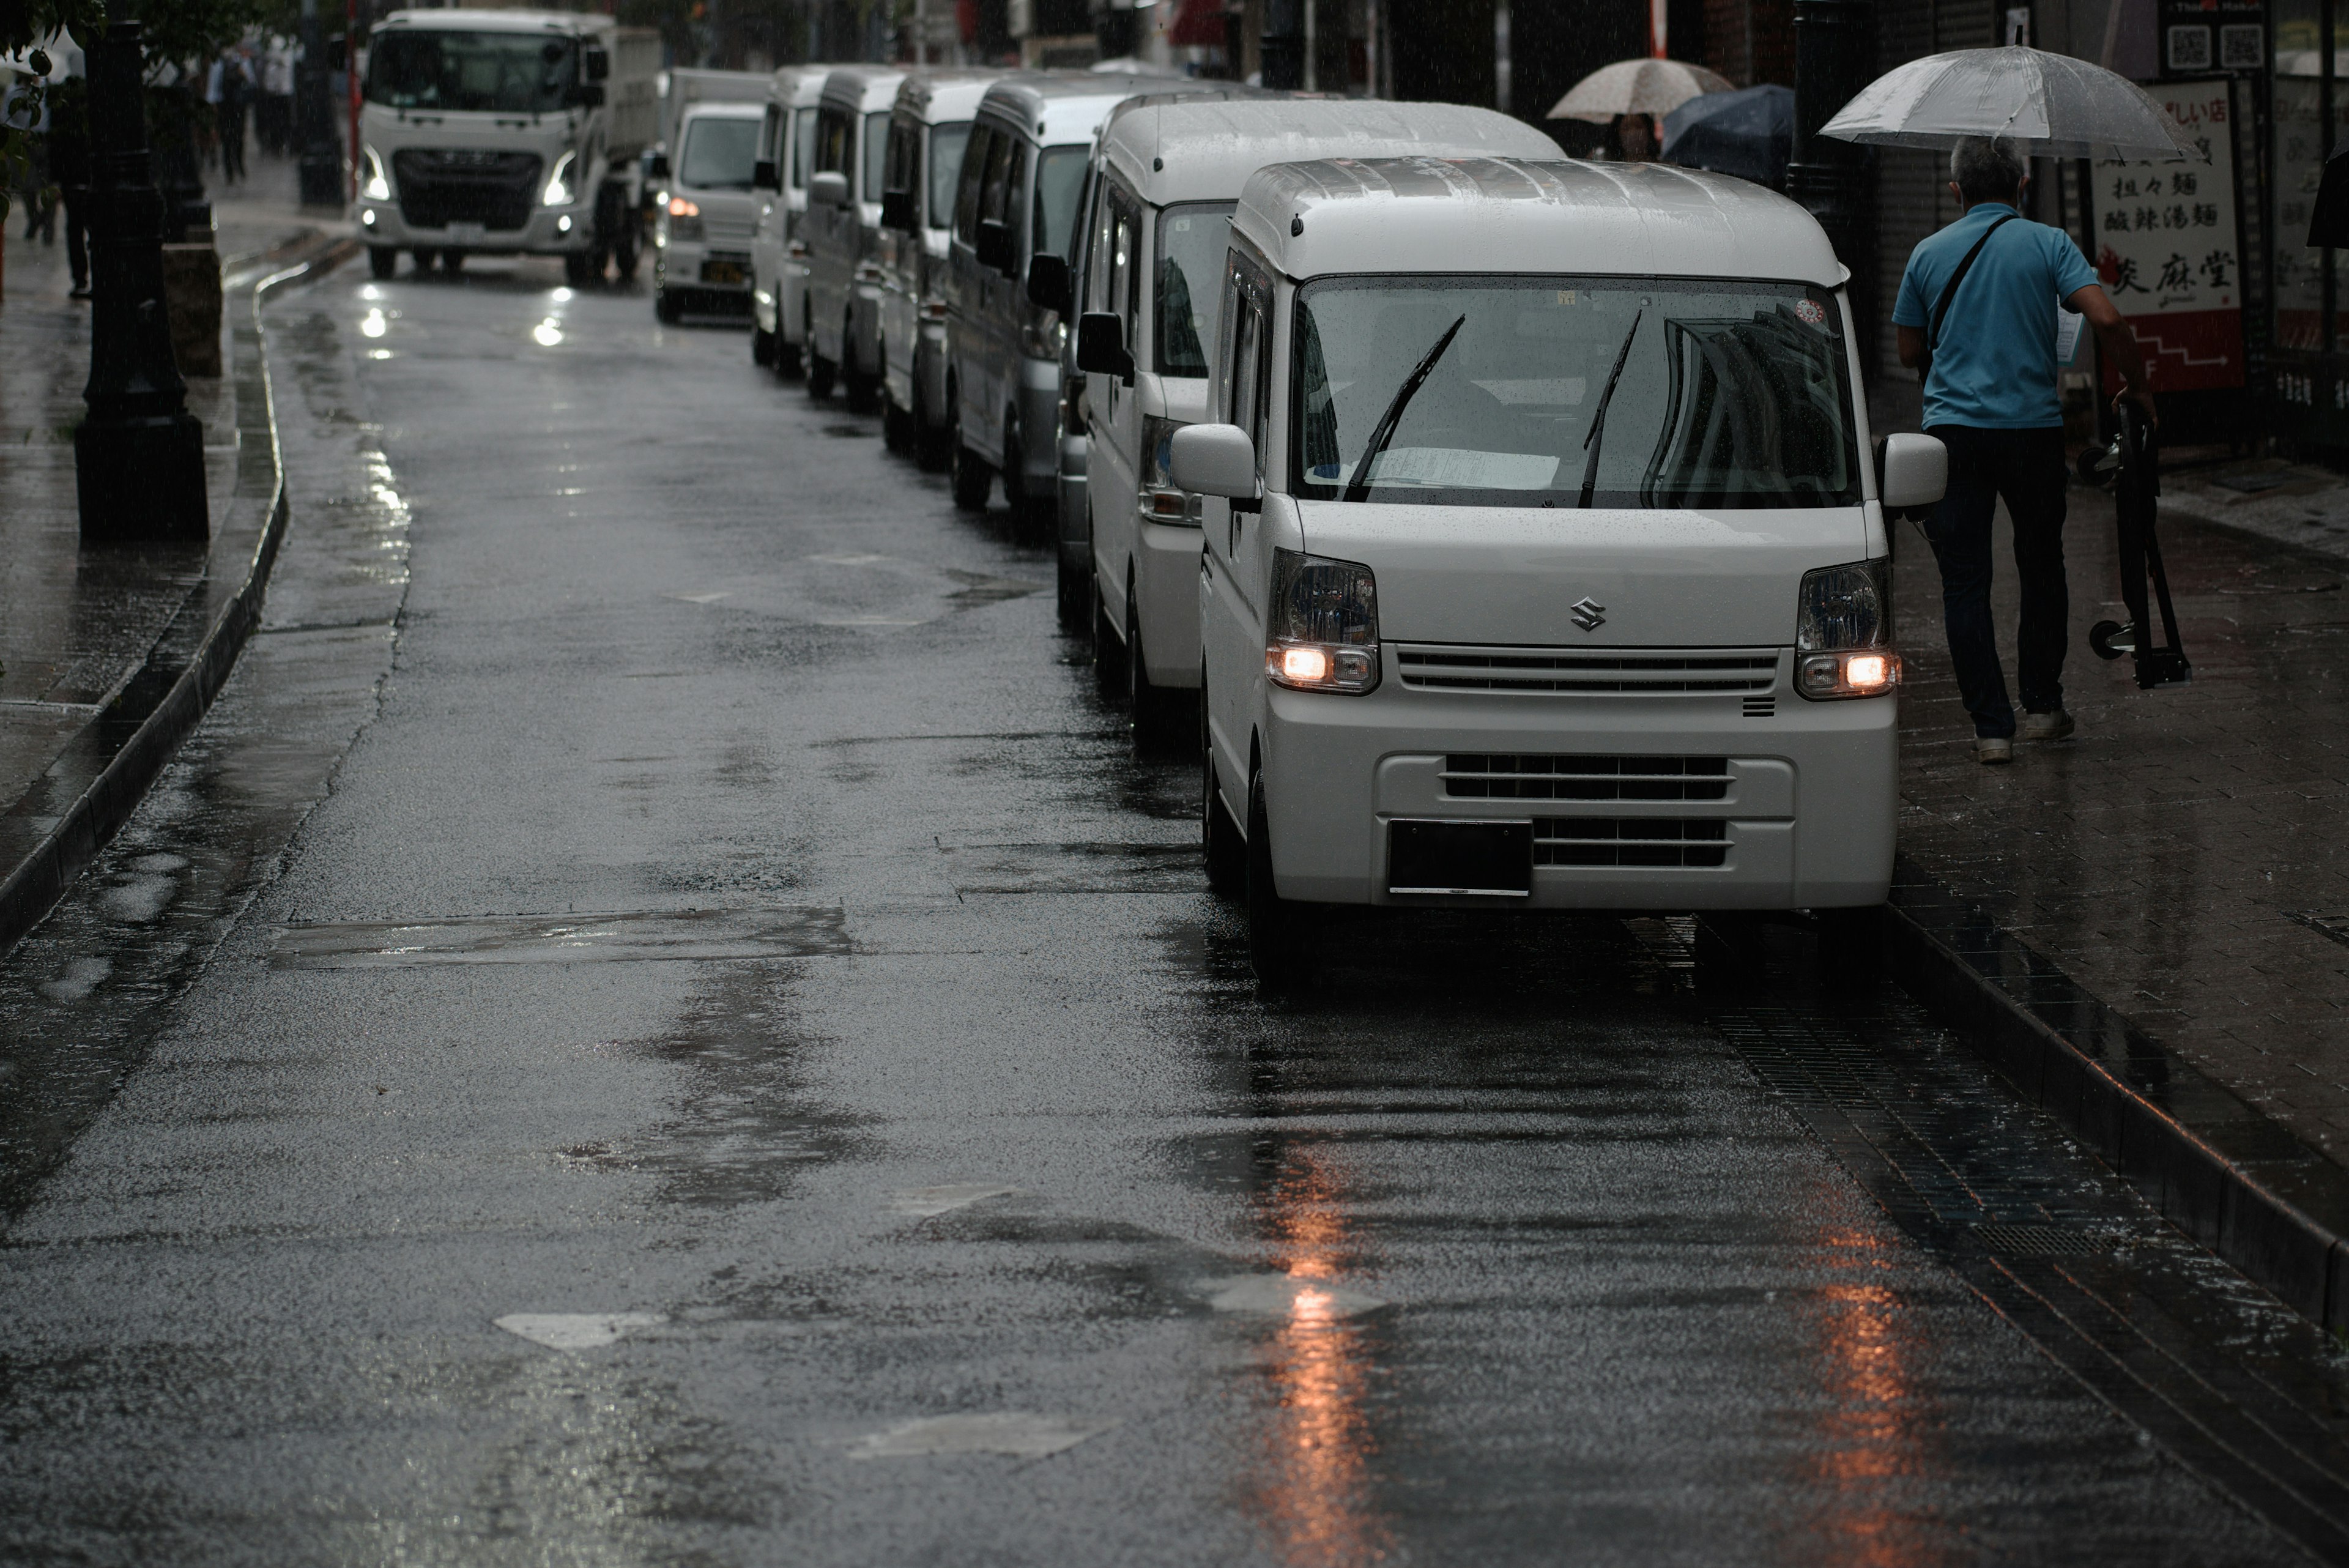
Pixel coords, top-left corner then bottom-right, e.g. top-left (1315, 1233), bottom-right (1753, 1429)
top-left (754, 158), bottom-right (779, 192)
top-left (811, 169), bottom-right (850, 208)
top-left (573, 81), bottom-right (604, 108)
top-left (1170, 423), bottom-right (1260, 506)
top-left (1075, 312), bottom-right (1133, 384)
top-left (880, 187), bottom-right (916, 231)
top-left (1026, 251), bottom-right (1069, 312)
top-left (648, 152), bottom-right (670, 180)
top-left (1878, 432), bottom-right (1947, 516)
top-left (975, 218), bottom-right (1013, 273)
top-left (584, 44), bottom-right (609, 81)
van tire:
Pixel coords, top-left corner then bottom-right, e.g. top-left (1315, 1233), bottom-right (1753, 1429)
top-left (1001, 408), bottom-right (1052, 541)
top-left (883, 386), bottom-right (913, 453)
top-left (1093, 578), bottom-right (1126, 696)
top-left (806, 348), bottom-right (836, 399)
top-left (1127, 584), bottom-right (1192, 753)
top-left (1056, 542), bottom-right (1088, 629)
top-left (949, 399), bottom-right (992, 511)
top-left (1246, 771), bottom-right (1308, 987)
top-left (914, 380), bottom-right (949, 470)
top-left (1203, 710), bottom-right (1245, 899)
top-left (842, 317), bottom-right (878, 412)
top-left (752, 323), bottom-right (777, 367)
top-left (368, 246), bottom-right (398, 280)
top-left (656, 288), bottom-right (682, 325)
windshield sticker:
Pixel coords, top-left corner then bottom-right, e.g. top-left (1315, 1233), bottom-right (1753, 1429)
top-left (1795, 298), bottom-right (1827, 326)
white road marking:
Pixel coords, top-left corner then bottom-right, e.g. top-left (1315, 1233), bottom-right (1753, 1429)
top-left (669, 591), bottom-right (732, 604)
top-left (1199, 1274), bottom-right (1389, 1320)
top-left (847, 1412), bottom-right (1114, 1460)
top-left (886, 1183), bottom-right (1021, 1217)
top-left (494, 1312), bottom-right (665, 1351)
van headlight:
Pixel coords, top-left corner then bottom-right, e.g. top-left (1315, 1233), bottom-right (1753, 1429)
top-left (1267, 548), bottom-right (1379, 694)
top-left (1138, 415), bottom-right (1192, 526)
top-left (1795, 559), bottom-right (1897, 699)
top-left (667, 195), bottom-right (702, 240)
top-left (361, 145), bottom-right (390, 202)
top-left (542, 150), bottom-right (576, 208)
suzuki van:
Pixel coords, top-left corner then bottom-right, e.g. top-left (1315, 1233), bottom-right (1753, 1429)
top-left (803, 67), bottom-right (908, 409)
top-left (1074, 100), bottom-right (1560, 746)
top-left (653, 100), bottom-right (763, 322)
top-left (1175, 157), bottom-right (1946, 982)
top-left (750, 64), bottom-right (828, 374)
top-left (875, 70), bottom-right (1002, 463)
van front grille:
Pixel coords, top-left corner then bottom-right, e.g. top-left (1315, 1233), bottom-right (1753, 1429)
top-left (1396, 644), bottom-right (1779, 695)
top-left (1445, 754), bottom-right (1729, 801)
top-left (1535, 817), bottom-right (1729, 868)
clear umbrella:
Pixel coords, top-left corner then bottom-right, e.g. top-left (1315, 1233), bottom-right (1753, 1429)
top-left (1548, 58), bottom-right (1734, 124)
top-left (1820, 46), bottom-right (2202, 161)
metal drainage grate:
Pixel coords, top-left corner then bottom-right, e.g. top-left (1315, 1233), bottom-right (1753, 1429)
top-left (1970, 1224), bottom-right (2115, 1257)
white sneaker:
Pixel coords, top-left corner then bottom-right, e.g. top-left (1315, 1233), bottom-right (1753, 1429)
top-left (2021, 709), bottom-right (2076, 741)
top-left (1976, 736), bottom-right (2014, 765)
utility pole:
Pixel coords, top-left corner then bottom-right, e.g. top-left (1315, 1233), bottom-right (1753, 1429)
top-left (296, 0), bottom-right (341, 206)
top-left (1787, 0), bottom-right (1874, 343)
top-left (77, 14), bottom-right (208, 544)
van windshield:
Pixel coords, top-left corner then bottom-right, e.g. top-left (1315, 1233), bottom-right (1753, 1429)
top-left (1293, 276), bottom-right (1860, 509)
top-left (366, 30), bottom-right (577, 114)
top-left (1033, 144), bottom-right (1089, 258)
top-left (1157, 201), bottom-right (1234, 376)
top-left (681, 115), bottom-right (759, 189)
top-left (928, 122), bottom-right (971, 228)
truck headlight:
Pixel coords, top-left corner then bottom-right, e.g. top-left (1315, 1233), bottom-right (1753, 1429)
top-left (1267, 548), bottom-right (1379, 694)
top-left (360, 145), bottom-right (390, 202)
top-left (542, 150), bottom-right (576, 208)
top-left (1795, 559), bottom-right (1895, 699)
top-left (1138, 415), bottom-right (1192, 526)
top-left (667, 195), bottom-right (702, 241)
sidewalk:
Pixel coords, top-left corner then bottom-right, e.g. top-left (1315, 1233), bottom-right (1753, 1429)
top-left (0, 150), bottom-right (328, 847)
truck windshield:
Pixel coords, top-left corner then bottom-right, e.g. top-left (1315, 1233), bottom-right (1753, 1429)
top-left (681, 114), bottom-right (759, 189)
top-left (1293, 275), bottom-right (1860, 509)
top-left (1033, 144), bottom-right (1088, 259)
top-left (366, 30), bottom-right (577, 114)
top-left (1156, 201), bottom-right (1234, 376)
top-left (927, 122), bottom-right (971, 229)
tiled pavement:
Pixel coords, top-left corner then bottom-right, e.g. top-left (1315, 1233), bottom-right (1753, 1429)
top-left (1893, 461), bottom-right (2349, 1170)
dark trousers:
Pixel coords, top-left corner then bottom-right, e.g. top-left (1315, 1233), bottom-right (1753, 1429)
top-left (220, 103), bottom-right (247, 182)
top-left (1920, 424), bottom-right (2070, 738)
top-left (62, 189), bottom-right (87, 289)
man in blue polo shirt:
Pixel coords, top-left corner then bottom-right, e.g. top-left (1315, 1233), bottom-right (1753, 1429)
top-left (1894, 135), bottom-right (2156, 765)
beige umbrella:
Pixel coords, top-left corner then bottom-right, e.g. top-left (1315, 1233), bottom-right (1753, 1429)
top-left (1548, 58), bottom-right (1734, 124)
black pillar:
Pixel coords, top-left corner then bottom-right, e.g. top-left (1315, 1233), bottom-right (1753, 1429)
top-left (1786, 0), bottom-right (1874, 342)
top-left (1261, 0), bottom-right (1303, 87)
top-left (76, 17), bottom-right (209, 546)
top-left (297, 0), bottom-right (341, 206)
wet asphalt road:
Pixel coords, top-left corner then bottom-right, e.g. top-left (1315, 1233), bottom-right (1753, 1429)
top-left (0, 259), bottom-right (2340, 1565)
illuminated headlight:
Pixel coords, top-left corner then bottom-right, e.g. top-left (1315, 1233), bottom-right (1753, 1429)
top-left (1266, 548), bottom-right (1379, 694)
top-left (667, 195), bottom-right (703, 241)
top-left (542, 150), bottom-right (576, 208)
top-left (360, 207), bottom-right (376, 226)
top-left (1795, 559), bottom-right (1894, 699)
top-left (360, 145), bottom-right (390, 202)
top-left (1138, 415), bottom-right (1191, 526)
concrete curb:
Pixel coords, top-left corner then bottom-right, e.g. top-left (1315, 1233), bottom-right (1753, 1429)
top-left (0, 235), bottom-right (360, 959)
top-left (1885, 855), bottom-right (2349, 1334)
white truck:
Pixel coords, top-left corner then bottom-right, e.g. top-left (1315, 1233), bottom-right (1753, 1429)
top-left (356, 8), bottom-right (659, 284)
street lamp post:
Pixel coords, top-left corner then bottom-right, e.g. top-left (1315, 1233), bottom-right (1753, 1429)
top-left (296, 0), bottom-right (341, 206)
top-left (1786, 0), bottom-right (1875, 337)
top-left (76, 16), bottom-right (209, 545)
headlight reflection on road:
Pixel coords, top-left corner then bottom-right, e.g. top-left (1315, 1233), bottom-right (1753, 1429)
top-left (533, 318), bottom-right (563, 347)
top-left (360, 308), bottom-right (388, 339)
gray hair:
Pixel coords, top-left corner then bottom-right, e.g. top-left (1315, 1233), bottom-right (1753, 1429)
top-left (1950, 136), bottom-right (2028, 204)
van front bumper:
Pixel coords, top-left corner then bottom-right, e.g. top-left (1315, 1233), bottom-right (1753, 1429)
top-left (1258, 661), bottom-right (1895, 912)
top-left (356, 199), bottom-right (590, 253)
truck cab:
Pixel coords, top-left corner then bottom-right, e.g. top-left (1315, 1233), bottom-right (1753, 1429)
top-left (1177, 156), bottom-right (1948, 983)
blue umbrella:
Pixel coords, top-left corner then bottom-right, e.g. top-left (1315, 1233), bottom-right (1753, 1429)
top-left (1661, 83), bottom-right (1794, 186)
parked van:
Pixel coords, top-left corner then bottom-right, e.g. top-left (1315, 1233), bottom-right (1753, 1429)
top-left (874, 70), bottom-right (1002, 463)
top-left (652, 99), bottom-right (764, 322)
top-left (942, 75), bottom-right (1227, 526)
top-left (1074, 100), bottom-right (1561, 745)
top-left (1174, 157), bottom-right (1945, 982)
top-left (749, 65), bottom-right (829, 375)
top-left (801, 66), bottom-right (907, 409)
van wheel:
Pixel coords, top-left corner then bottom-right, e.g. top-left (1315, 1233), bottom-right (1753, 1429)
top-left (914, 379), bottom-right (949, 470)
top-left (1203, 705), bottom-right (1245, 899)
top-left (1093, 578), bottom-right (1126, 696)
top-left (1246, 771), bottom-right (1308, 987)
top-left (843, 318), bottom-right (878, 412)
top-left (368, 245), bottom-right (398, 280)
top-left (1056, 541), bottom-right (1088, 629)
top-left (883, 382), bottom-right (915, 453)
top-left (949, 398), bottom-right (992, 511)
top-left (1001, 408), bottom-right (1052, 542)
top-left (655, 288), bottom-right (681, 325)
top-left (752, 322), bottom-right (777, 367)
top-left (1128, 585), bottom-right (1192, 754)
top-left (806, 347), bottom-right (836, 399)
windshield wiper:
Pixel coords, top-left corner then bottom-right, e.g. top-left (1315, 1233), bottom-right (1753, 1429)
top-left (1341, 314), bottom-right (1466, 503)
top-left (1576, 308), bottom-right (1644, 508)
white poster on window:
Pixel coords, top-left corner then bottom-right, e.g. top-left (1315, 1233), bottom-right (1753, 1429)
top-left (2090, 78), bottom-right (2243, 391)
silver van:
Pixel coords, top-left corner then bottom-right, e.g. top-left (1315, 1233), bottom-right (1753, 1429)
top-left (749, 64), bottom-right (829, 376)
top-left (651, 100), bottom-right (763, 323)
top-left (874, 70), bottom-right (1001, 464)
top-left (942, 75), bottom-right (1222, 527)
top-left (802, 66), bottom-right (906, 409)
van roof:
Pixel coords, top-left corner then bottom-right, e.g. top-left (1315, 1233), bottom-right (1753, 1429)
top-left (1097, 100), bottom-right (1559, 207)
top-left (767, 64), bottom-right (831, 108)
top-left (1232, 156), bottom-right (1841, 288)
top-left (820, 65), bottom-right (909, 115)
top-left (678, 100), bottom-right (763, 121)
top-left (894, 69), bottom-right (1007, 124)
top-left (377, 8), bottom-right (609, 34)
top-left (974, 74), bottom-right (1230, 145)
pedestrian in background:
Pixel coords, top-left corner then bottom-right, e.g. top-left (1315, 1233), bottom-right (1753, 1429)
top-left (1893, 135), bottom-right (2157, 766)
top-left (48, 73), bottom-right (91, 295)
top-left (215, 47), bottom-right (251, 184)
top-left (260, 37), bottom-right (294, 155)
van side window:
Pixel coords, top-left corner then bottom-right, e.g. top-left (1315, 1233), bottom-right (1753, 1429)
top-left (1085, 175), bottom-right (1117, 313)
top-left (815, 106), bottom-right (850, 174)
top-left (953, 124), bottom-right (995, 242)
top-left (977, 128), bottom-right (1015, 233)
top-left (760, 104), bottom-right (781, 166)
top-left (884, 116), bottom-right (915, 200)
top-left (790, 106), bottom-right (816, 189)
top-left (1107, 191), bottom-right (1137, 336)
top-left (1221, 251), bottom-right (1273, 471)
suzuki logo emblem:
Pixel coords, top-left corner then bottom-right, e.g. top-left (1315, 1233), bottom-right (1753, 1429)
top-left (1570, 596), bottom-right (1606, 632)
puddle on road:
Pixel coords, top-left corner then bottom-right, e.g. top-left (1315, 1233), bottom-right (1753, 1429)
top-left (270, 906), bottom-right (853, 968)
top-left (495, 1312), bottom-right (666, 1351)
top-left (846, 1412), bottom-right (1115, 1460)
top-left (887, 1183), bottom-right (1023, 1217)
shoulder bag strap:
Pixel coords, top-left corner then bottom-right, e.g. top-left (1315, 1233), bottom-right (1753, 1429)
top-left (1926, 212), bottom-right (2021, 356)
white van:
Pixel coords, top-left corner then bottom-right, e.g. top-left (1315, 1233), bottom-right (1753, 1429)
top-left (652, 100), bottom-right (764, 322)
top-left (1176, 157), bottom-right (1945, 982)
top-left (1074, 100), bottom-right (1561, 746)
top-left (802, 66), bottom-right (907, 409)
top-left (750, 65), bottom-right (829, 375)
top-left (874, 70), bottom-right (1002, 463)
